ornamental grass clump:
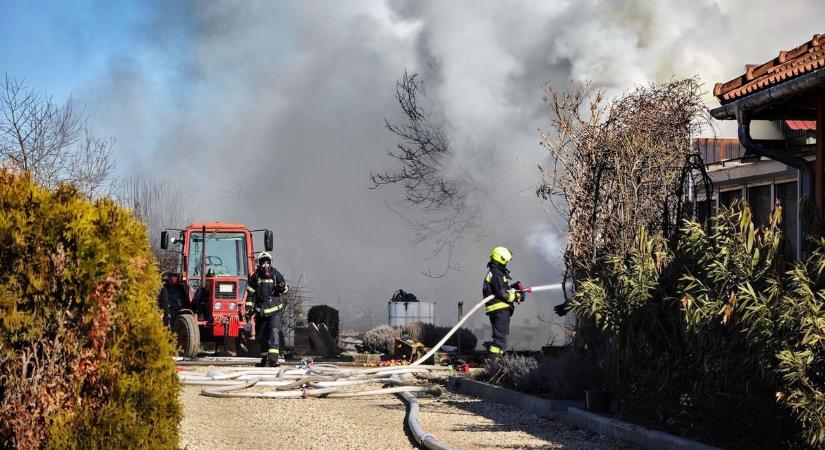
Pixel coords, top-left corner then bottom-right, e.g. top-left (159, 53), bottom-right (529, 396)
top-left (571, 202), bottom-right (825, 447)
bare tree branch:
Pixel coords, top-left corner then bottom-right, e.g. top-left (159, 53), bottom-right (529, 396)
top-left (0, 75), bottom-right (115, 196)
top-left (280, 274), bottom-right (309, 345)
top-left (372, 70), bottom-right (483, 276)
top-left (115, 177), bottom-right (196, 272)
top-left (537, 78), bottom-right (712, 287)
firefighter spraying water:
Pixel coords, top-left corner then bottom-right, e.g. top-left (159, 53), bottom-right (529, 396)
top-left (479, 246), bottom-right (570, 356)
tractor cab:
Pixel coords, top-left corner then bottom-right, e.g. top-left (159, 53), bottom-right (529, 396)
top-left (159, 222), bottom-right (273, 357)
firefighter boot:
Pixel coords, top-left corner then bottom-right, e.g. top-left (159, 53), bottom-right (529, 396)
top-left (266, 350), bottom-right (280, 367)
top-left (484, 341), bottom-right (503, 358)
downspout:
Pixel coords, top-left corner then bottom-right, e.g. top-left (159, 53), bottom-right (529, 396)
top-left (736, 109), bottom-right (811, 256)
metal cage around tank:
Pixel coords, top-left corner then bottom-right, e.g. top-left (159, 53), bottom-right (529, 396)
top-left (388, 301), bottom-right (436, 327)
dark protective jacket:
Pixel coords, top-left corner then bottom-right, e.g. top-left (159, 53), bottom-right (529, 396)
top-left (245, 266), bottom-right (289, 317)
top-left (482, 260), bottom-right (518, 314)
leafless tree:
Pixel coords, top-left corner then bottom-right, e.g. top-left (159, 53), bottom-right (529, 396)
top-left (116, 177), bottom-right (196, 272)
top-left (0, 75), bottom-right (115, 197)
top-left (280, 274), bottom-right (308, 345)
top-left (372, 71), bottom-right (481, 276)
top-left (537, 78), bottom-right (711, 295)
top-left (373, 71), bottom-right (458, 208)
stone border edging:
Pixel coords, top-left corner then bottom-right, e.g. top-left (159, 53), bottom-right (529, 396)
top-left (448, 377), bottom-right (579, 419)
top-left (448, 377), bottom-right (722, 450)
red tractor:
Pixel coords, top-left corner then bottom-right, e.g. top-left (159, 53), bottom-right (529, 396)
top-left (158, 222), bottom-right (273, 357)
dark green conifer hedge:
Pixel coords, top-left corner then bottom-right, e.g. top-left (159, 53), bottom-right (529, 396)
top-left (0, 170), bottom-right (180, 449)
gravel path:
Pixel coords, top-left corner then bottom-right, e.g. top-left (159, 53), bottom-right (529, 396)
top-left (179, 366), bottom-right (634, 450)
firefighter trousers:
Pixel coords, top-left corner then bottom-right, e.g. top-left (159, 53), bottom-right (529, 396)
top-left (255, 310), bottom-right (282, 365)
top-left (487, 308), bottom-right (512, 352)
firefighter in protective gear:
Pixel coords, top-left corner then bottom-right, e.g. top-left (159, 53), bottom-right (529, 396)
top-left (245, 251), bottom-right (289, 367)
top-left (482, 246), bottom-right (526, 355)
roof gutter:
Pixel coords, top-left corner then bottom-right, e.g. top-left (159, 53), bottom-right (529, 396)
top-left (712, 67), bottom-right (825, 120)
top-left (736, 109), bottom-right (813, 201)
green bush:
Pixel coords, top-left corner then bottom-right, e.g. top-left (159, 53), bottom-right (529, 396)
top-left (571, 203), bottom-right (825, 447)
top-left (773, 243), bottom-right (825, 447)
top-left (0, 170), bottom-right (181, 449)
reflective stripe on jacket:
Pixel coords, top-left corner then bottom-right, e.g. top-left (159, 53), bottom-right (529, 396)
top-left (483, 260), bottom-right (516, 314)
top-left (247, 267), bottom-right (288, 317)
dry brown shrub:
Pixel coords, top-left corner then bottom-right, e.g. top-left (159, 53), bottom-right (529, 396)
top-left (0, 314), bottom-right (77, 450)
top-left (537, 78), bottom-right (711, 287)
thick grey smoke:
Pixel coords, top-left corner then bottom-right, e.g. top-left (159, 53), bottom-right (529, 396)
top-left (80, 0), bottom-right (823, 345)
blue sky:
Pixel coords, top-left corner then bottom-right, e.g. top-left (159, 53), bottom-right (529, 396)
top-left (1, 0), bottom-right (152, 98)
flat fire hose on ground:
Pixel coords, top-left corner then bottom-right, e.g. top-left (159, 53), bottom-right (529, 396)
top-left (179, 283), bottom-right (565, 450)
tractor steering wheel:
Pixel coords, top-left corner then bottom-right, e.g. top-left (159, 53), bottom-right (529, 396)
top-left (206, 255), bottom-right (223, 266)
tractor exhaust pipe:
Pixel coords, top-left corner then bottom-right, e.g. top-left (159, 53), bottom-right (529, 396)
top-left (200, 225), bottom-right (207, 298)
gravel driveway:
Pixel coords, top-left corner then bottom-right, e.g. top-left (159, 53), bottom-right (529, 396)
top-left (179, 366), bottom-right (634, 450)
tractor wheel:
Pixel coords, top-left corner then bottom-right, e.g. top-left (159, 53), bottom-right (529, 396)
top-left (173, 314), bottom-right (200, 357)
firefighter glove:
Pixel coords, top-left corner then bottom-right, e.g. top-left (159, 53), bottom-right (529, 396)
top-left (554, 302), bottom-right (571, 317)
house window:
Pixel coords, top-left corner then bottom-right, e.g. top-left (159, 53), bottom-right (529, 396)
top-left (775, 182), bottom-right (798, 258)
top-left (747, 185), bottom-right (772, 227)
top-left (719, 189), bottom-right (743, 209)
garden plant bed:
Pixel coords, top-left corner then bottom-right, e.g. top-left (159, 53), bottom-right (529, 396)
top-left (608, 392), bottom-right (801, 450)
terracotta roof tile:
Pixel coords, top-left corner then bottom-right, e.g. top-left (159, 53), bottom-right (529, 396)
top-left (714, 33), bottom-right (825, 104)
top-left (785, 119), bottom-right (817, 131)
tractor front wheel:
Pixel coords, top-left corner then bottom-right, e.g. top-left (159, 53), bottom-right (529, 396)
top-left (173, 314), bottom-right (200, 357)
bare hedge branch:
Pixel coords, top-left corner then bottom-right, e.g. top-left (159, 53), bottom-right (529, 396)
top-left (537, 78), bottom-right (712, 286)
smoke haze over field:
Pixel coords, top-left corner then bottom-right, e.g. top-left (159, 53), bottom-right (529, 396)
top-left (8, 0), bottom-right (821, 343)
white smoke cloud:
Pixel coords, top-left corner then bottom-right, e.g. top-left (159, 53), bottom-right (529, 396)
top-left (525, 223), bottom-right (565, 271)
top-left (75, 0), bottom-right (823, 342)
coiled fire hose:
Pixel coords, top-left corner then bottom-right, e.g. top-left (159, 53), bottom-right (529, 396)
top-left (179, 283), bottom-right (565, 450)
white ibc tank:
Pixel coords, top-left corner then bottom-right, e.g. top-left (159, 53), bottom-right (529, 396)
top-left (388, 301), bottom-right (435, 327)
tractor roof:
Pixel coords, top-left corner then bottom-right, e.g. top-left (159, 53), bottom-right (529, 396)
top-left (187, 222), bottom-right (249, 231)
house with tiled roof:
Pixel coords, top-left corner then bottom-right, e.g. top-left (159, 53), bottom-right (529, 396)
top-left (693, 33), bottom-right (824, 258)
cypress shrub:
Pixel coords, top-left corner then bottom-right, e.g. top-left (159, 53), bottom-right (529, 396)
top-left (0, 170), bottom-right (181, 449)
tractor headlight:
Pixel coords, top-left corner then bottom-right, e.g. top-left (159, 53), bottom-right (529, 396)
top-left (214, 302), bottom-right (223, 310)
top-left (228, 302), bottom-right (237, 310)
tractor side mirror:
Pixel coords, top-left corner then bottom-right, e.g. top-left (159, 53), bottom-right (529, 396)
top-left (264, 229), bottom-right (274, 252)
top-left (160, 231), bottom-right (169, 250)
